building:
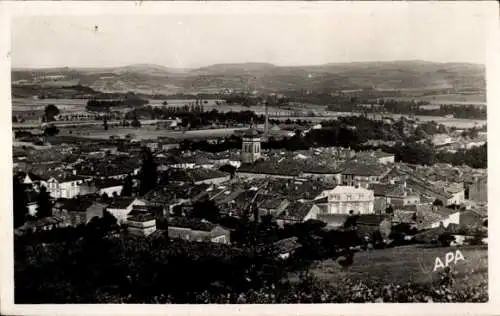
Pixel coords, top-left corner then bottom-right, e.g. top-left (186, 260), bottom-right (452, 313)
top-left (106, 197), bottom-right (147, 224)
top-left (127, 213), bottom-right (157, 236)
top-left (96, 179), bottom-right (124, 197)
top-left (57, 198), bottom-right (108, 227)
top-left (466, 176), bottom-right (487, 203)
top-left (167, 217), bottom-right (231, 244)
top-left (276, 201), bottom-right (321, 227)
top-left (369, 183), bottom-right (420, 212)
top-left (431, 133), bottom-right (455, 147)
top-left (46, 174), bottom-right (88, 199)
top-left (357, 151), bottom-right (395, 165)
top-left (314, 186), bottom-right (375, 215)
top-left (241, 128), bottom-right (261, 164)
top-left (339, 161), bottom-right (389, 189)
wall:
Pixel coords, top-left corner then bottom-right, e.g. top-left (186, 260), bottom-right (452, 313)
top-left (107, 199), bottom-right (146, 224)
top-left (468, 177), bottom-right (487, 203)
top-left (447, 190), bottom-right (465, 205)
top-left (195, 176), bottom-right (230, 185)
top-left (431, 212), bottom-right (460, 228)
top-left (85, 203), bottom-right (105, 222)
top-left (128, 224), bottom-right (157, 237)
top-left (99, 185), bottom-right (123, 197)
top-left (237, 172), bottom-right (295, 180)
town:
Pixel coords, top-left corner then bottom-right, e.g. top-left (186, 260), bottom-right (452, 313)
top-left (13, 98), bottom-right (487, 303)
top-left (9, 4), bottom-right (489, 307)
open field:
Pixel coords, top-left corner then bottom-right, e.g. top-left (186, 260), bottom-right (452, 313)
top-left (391, 94), bottom-right (486, 106)
top-left (309, 245), bottom-right (487, 288)
top-left (12, 98), bottom-right (87, 112)
top-left (59, 126), bottom-right (248, 140)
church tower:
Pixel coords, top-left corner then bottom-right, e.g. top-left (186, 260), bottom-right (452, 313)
top-left (241, 120), bottom-right (261, 164)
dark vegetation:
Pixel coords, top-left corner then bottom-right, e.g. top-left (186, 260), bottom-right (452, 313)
top-left (180, 116), bottom-right (487, 168)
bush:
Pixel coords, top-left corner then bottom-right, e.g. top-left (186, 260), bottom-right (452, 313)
top-left (438, 233), bottom-right (455, 247)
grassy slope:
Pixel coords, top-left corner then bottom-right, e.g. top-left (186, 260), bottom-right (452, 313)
top-left (311, 245), bottom-right (488, 288)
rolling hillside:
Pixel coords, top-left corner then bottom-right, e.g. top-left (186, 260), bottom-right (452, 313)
top-left (12, 61), bottom-right (486, 96)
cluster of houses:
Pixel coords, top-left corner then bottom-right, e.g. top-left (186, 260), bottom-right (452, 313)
top-left (13, 127), bottom-right (488, 246)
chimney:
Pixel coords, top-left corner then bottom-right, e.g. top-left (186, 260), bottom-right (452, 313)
top-left (265, 100), bottom-right (269, 136)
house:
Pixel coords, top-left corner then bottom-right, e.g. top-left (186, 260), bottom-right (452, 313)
top-left (276, 201), bottom-right (320, 227)
top-left (369, 183), bottom-right (420, 211)
top-left (106, 197), bottom-right (146, 224)
top-left (415, 205), bottom-right (460, 230)
top-left (167, 217), bottom-right (231, 244)
top-left (357, 151), bottom-right (395, 165)
top-left (165, 169), bottom-right (231, 185)
top-left (300, 164), bottom-right (342, 183)
top-left (14, 217), bottom-right (66, 235)
top-left (127, 213), bottom-right (157, 236)
top-left (272, 237), bottom-right (302, 260)
top-left (95, 178), bottom-right (124, 197)
top-left (272, 236), bottom-right (302, 259)
top-left (255, 194), bottom-right (289, 217)
top-left (431, 133), bottom-right (454, 147)
top-left (465, 175), bottom-right (487, 203)
top-left (58, 198), bottom-right (108, 227)
top-left (459, 209), bottom-right (487, 229)
top-left (314, 186), bottom-right (375, 215)
top-left (316, 213), bottom-right (349, 230)
top-left (339, 161), bottom-right (390, 188)
top-left (354, 214), bottom-right (388, 237)
top-left (160, 142), bottom-right (180, 151)
top-left (237, 159), bottom-right (302, 180)
top-left (46, 174), bottom-right (89, 199)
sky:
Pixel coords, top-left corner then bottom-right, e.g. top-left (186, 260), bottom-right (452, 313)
top-left (11, 2), bottom-right (490, 69)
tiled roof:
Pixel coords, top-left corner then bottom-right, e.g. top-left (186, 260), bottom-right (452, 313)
top-left (128, 213), bottom-right (156, 222)
top-left (273, 237), bottom-right (301, 254)
top-left (168, 217), bottom-right (216, 232)
top-left (339, 161), bottom-right (388, 177)
top-left (278, 201), bottom-right (313, 221)
top-left (392, 210), bottom-right (416, 224)
top-left (94, 178), bottom-right (123, 189)
top-left (355, 214), bottom-right (387, 226)
top-left (256, 194), bottom-right (286, 210)
top-left (107, 197), bottom-right (137, 209)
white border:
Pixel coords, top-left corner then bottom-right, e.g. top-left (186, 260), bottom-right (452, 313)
top-left (1, 1), bottom-right (499, 315)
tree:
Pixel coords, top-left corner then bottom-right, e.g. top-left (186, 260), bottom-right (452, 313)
top-left (44, 104), bottom-right (60, 122)
top-left (103, 116), bottom-right (109, 130)
top-left (139, 147), bottom-right (158, 195)
top-left (122, 175), bottom-right (134, 196)
top-left (433, 199), bottom-right (444, 207)
top-left (36, 186), bottom-right (53, 218)
top-left (13, 175), bottom-right (28, 228)
top-left (385, 204), bottom-right (394, 215)
top-left (44, 125), bottom-right (60, 137)
top-left (191, 200), bottom-right (221, 222)
top-left (131, 118), bottom-right (141, 128)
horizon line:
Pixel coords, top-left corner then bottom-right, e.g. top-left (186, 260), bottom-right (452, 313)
top-left (11, 59), bottom-right (486, 71)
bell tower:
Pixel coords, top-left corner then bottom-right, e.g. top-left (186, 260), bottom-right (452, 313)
top-left (241, 119), bottom-right (261, 164)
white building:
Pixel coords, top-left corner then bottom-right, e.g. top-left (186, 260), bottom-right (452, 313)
top-left (107, 198), bottom-right (147, 224)
top-left (431, 134), bottom-right (454, 146)
top-left (315, 186), bottom-right (375, 215)
top-left (46, 175), bottom-right (88, 199)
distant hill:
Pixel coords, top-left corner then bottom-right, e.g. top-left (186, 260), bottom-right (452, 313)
top-left (12, 61), bottom-right (486, 96)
